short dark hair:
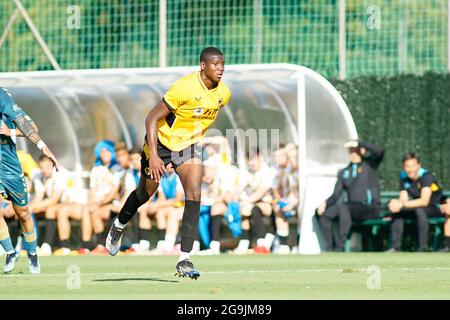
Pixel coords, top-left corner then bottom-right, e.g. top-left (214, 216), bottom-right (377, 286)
top-left (403, 152), bottom-right (420, 163)
top-left (130, 146), bottom-right (142, 154)
top-left (115, 141), bottom-right (129, 153)
top-left (200, 47), bottom-right (223, 62)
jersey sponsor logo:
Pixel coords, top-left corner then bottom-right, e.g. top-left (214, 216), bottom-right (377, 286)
top-left (192, 108), bottom-right (219, 120)
top-left (204, 109), bottom-right (218, 116)
top-left (194, 108), bottom-right (203, 115)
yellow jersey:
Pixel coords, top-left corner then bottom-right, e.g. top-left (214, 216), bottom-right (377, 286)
top-left (156, 71), bottom-right (231, 151)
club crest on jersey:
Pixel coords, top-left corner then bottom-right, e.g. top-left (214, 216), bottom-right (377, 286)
top-left (194, 108), bottom-right (203, 115)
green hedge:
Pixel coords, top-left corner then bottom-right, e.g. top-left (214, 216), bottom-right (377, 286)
top-left (331, 73), bottom-right (450, 191)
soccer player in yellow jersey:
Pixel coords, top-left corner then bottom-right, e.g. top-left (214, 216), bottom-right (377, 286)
top-left (106, 47), bottom-right (231, 279)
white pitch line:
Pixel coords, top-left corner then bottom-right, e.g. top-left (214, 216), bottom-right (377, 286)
top-left (2, 267), bottom-right (450, 278)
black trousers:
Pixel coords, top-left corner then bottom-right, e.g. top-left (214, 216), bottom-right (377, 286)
top-left (319, 203), bottom-right (379, 251)
top-left (390, 206), bottom-right (442, 251)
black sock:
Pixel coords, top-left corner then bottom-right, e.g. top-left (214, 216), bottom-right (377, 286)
top-left (250, 206), bottom-right (265, 240)
top-left (81, 240), bottom-right (91, 250)
top-left (60, 239), bottom-right (70, 249)
top-left (139, 228), bottom-right (151, 242)
top-left (241, 229), bottom-right (250, 241)
top-left (95, 232), bottom-right (107, 246)
top-left (44, 219), bottom-right (57, 246)
top-left (194, 230), bottom-right (200, 242)
top-left (131, 218), bottom-right (140, 243)
top-left (108, 212), bottom-right (116, 228)
top-left (445, 237), bottom-right (450, 248)
top-left (267, 215), bottom-right (276, 235)
top-left (180, 200), bottom-right (200, 252)
top-left (279, 235), bottom-right (289, 246)
top-left (157, 229), bottom-right (166, 242)
top-left (211, 215), bottom-right (223, 242)
top-left (118, 190), bottom-right (149, 224)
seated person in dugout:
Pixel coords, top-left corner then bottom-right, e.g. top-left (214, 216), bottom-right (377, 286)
top-left (387, 152), bottom-right (447, 252)
top-left (233, 148), bottom-right (278, 254)
top-left (439, 199), bottom-right (450, 252)
top-left (91, 142), bottom-right (140, 253)
top-left (316, 140), bottom-right (384, 252)
top-left (199, 159), bottom-right (239, 255)
top-left (272, 146), bottom-right (299, 255)
top-left (29, 155), bottom-right (67, 255)
top-left (88, 140), bottom-right (121, 254)
top-left (54, 140), bottom-right (120, 255)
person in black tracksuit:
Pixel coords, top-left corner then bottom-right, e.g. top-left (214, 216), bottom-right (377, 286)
top-left (387, 152), bottom-right (447, 252)
top-left (316, 140), bottom-right (384, 251)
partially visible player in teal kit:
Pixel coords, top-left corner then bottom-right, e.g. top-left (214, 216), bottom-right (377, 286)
top-left (0, 87), bottom-right (58, 274)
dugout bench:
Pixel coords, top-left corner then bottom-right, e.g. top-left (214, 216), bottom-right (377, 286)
top-left (344, 191), bottom-right (449, 252)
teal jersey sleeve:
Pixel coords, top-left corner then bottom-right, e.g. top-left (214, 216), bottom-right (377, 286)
top-left (0, 88), bottom-right (27, 122)
top-left (0, 88), bottom-right (25, 178)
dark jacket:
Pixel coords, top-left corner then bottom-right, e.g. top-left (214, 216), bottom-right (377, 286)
top-left (326, 141), bottom-right (384, 207)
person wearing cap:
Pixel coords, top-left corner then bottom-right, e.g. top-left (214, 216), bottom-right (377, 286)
top-left (316, 140), bottom-right (384, 252)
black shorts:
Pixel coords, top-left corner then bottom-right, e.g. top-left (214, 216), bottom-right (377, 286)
top-left (141, 139), bottom-right (202, 179)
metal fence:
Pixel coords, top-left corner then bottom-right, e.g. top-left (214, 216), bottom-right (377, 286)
top-left (0, 0), bottom-right (449, 78)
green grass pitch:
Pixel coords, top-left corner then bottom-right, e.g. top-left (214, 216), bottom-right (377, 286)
top-left (1, 253), bottom-right (449, 299)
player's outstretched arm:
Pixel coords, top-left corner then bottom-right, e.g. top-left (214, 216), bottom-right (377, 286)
top-left (13, 115), bottom-right (59, 171)
top-left (144, 100), bottom-right (171, 183)
top-left (0, 119), bottom-right (37, 137)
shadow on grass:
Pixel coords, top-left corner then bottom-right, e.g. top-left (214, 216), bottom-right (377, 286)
top-left (94, 277), bottom-right (179, 283)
